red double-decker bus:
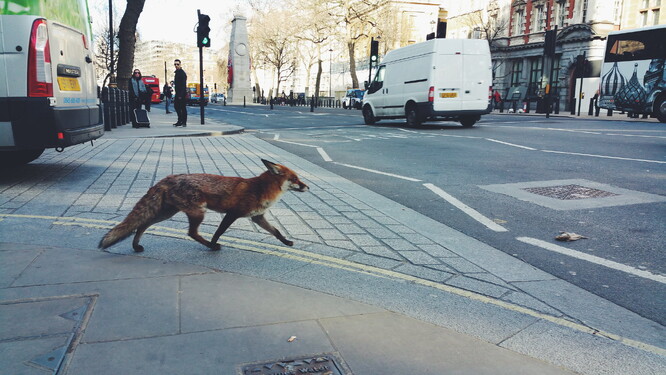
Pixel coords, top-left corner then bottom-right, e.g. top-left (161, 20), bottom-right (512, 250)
top-left (142, 76), bottom-right (162, 103)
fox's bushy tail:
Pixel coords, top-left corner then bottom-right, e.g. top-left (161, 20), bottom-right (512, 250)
top-left (98, 185), bottom-right (166, 249)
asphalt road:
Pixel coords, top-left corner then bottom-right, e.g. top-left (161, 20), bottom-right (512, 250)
top-left (198, 103), bottom-right (666, 326)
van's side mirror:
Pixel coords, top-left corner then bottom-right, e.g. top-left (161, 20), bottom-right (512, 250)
top-left (364, 81), bottom-right (369, 90)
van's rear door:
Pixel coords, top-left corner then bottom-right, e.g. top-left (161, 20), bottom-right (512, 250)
top-left (47, 20), bottom-right (97, 126)
top-left (461, 41), bottom-right (491, 111)
top-left (433, 51), bottom-right (462, 112)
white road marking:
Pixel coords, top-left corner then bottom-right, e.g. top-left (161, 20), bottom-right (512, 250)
top-left (423, 183), bottom-right (508, 232)
top-left (332, 162), bottom-right (422, 182)
top-left (541, 150), bottom-right (666, 164)
top-left (273, 133), bottom-right (280, 141)
top-left (485, 138), bottom-right (537, 150)
top-left (516, 237), bottom-right (666, 284)
top-left (317, 147), bottom-right (333, 162)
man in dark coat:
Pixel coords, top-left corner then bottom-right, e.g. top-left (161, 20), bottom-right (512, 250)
top-left (173, 59), bottom-right (187, 126)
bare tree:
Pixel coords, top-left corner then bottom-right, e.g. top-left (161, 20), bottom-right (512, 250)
top-left (250, 9), bottom-right (298, 96)
top-left (294, 0), bottom-right (336, 98)
top-left (328, 0), bottom-right (385, 89)
top-left (116, 0), bottom-right (146, 90)
top-left (93, 18), bottom-right (119, 87)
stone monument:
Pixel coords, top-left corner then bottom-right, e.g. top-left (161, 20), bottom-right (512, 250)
top-left (227, 15), bottom-right (253, 104)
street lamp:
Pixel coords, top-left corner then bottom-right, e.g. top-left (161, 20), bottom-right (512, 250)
top-left (329, 48), bottom-right (333, 98)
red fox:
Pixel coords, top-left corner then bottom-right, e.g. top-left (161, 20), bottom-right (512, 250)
top-left (99, 159), bottom-right (309, 252)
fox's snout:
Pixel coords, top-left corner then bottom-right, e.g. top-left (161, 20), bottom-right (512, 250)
top-left (290, 179), bottom-right (309, 192)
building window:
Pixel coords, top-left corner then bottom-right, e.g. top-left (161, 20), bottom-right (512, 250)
top-left (514, 9), bottom-right (525, 35)
top-left (528, 58), bottom-right (543, 95)
top-left (640, 11), bottom-right (648, 26)
top-left (534, 6), bottom-right (546, 32)
top-left (653, 9), bottom-right (661, 24)
top-left (556, 1), bottom-right (567, 27)
top-left (511, 60), bottom-right (523, 86)
top-left (642, 0), bottom-right (649, 7)
top-left (613, 0), bottom-right (622, 24)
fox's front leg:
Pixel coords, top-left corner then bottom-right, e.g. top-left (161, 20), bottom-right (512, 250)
top-left (210, 213), bottom-right (239, 250)
top-left (252, 214), bottom-right (293, 246)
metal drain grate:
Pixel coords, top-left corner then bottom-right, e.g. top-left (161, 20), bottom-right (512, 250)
top-left (522, 184), bottom-right (619, 200)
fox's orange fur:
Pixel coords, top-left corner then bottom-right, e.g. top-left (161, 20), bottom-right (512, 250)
top-left (99, 159), bottom-right (309, 252)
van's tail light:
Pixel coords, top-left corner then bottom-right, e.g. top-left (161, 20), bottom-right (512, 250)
top-left (488, 86), bottom-right (493, 100)
top-left (28, 18), bottom-right (53, 97)
top-left (428, 86), bottom-right (435, 102)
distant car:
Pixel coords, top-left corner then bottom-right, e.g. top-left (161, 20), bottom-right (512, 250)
top-left (342, 89), bottom-right (364, 109)
top-left (211, 93), bottom-right (225, 103)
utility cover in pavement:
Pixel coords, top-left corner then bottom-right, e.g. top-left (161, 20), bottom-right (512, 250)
top-left (240, 353), bottom-right (349, 375)
top-left (521, 184), bottom-right (619, 200)
top-left (479, 179), bottom-right (666, 210)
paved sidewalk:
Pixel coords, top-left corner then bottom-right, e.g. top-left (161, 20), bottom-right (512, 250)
top-left (1, 108), bottom-right (664, 374)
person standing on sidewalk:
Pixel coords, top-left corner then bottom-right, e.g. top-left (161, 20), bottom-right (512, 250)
top-left (163, 82), bottom-right (173, 114)
top-left (173, 59), bottom-right (187, 127)
top-left (128, 69), bottom-right (149, 128)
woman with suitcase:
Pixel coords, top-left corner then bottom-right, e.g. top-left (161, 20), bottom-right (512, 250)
top-left (129, 69), bottom-right (151, 128)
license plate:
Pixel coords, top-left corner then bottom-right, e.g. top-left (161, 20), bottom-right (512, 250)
top-left (439, 92), bottom-right (457, 98)
top-left (57, 76), bottom-right (81, 91)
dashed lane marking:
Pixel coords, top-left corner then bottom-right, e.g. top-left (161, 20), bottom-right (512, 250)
top-left (516, 237), bottom-right (666, 284)
top-left (423, 183), bottom-right (508, 232)
top-left (1, 213), bottom-right (663, 357)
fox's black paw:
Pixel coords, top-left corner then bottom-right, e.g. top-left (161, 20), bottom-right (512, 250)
top-left (133, 245), bottom-right (144, 253)
top-left (282, 239), bottom-right (294, 247)
top-left (209, 243), bottom-right (221, 251)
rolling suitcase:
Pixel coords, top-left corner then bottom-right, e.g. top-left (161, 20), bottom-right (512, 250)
top-left (132, 108), bottom-right (150, 128)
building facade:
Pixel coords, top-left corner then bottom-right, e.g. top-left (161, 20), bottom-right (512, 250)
top-left (445, 0), bottom-right (660, 112)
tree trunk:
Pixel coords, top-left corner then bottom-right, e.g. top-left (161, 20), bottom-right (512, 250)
top-left (116, 0), bottom-right (146, 90)
top-left (348, 41), bottom-right (358, 89)
top-left (315, 59), bottom-right (322, 100)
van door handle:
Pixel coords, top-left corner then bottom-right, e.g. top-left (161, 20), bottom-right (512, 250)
top-left (85, 56), bottom-right (92, 63)
top-left (465, 90), bottom-right (470, 94)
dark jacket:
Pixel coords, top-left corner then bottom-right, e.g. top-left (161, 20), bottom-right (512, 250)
top-left (162, 84), bottom-right (172, 99)
top-left (128, 77), bottom-right (147, 101)
top-left (174, 69), bottom-right (187, 98)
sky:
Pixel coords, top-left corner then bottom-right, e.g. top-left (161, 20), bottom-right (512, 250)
top-left (88, 0), bottom-right (254, 47)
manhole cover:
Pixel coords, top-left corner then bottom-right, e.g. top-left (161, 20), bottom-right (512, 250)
top-left (522, 184), bottom-right (619, 200)
top-left (240, 353), bottom-right (349, 375)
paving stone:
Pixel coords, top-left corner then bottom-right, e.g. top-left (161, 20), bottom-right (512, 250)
top-left (398, 251), bottom-right (442, 265)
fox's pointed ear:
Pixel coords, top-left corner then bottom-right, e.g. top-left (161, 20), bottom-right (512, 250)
top-left (261, 159), bottom-right (282, 175)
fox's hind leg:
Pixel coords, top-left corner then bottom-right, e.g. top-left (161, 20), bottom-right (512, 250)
top-left (185, 209), bottom-right (220, 250)
top-left (132, 206), bottom-right (179, 252)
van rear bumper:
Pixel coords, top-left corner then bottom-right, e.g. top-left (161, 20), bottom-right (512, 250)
top-left (0, 97), bottom-right (103, 150)
top-left (419, 102), bottom-right (491, 119)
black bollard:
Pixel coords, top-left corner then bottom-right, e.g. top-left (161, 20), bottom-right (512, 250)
top-left (101, 87), bottom-right (111, 131)
top-left (310, 96), bottom-right (315, 112)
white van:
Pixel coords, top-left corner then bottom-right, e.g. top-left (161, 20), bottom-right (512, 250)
top-left (362, 39), bottom-right (492, 127)
top-left (1, 1), bottom-right (103, 166)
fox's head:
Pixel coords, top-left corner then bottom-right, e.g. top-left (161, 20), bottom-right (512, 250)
top-left (262, 159), bottom-right (309, 192)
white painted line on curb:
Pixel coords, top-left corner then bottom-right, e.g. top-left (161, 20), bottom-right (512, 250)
top-left (541, 150), bottom-right (666, 164)
top-left (333, 162), bottom-right (422, 182)
top-left (485, 138), bottom-right (537, 151)
top-left (423, 183), bottom-right (508, 232)
top-left (516, 237), bottom-right (666, 284)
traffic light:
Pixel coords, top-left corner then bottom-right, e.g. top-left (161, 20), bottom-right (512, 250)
top-left (543, 29), bottom-right (557, 57)
top-left (197, 13), bottom-right (211, 48)
top-left (370, 39), bottom-right (379, 65)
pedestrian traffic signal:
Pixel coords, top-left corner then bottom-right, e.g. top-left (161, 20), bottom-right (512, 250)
top-left (370, 39), bottom-right (379, 65)
top-left (197, 13), bottom-right (211, 48)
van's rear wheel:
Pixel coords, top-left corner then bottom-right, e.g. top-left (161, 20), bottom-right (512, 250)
top-left (405, 105), bottom-right (422, 127)
top-left (655, 95), bottom-right (666, 123)
top-left (460, 116), bottom-right (479, 127)
top-left (363, 105), bottom-right (376, 125)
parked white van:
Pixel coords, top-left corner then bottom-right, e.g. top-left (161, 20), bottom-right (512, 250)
top-left (1, 0), bottom-right (103, 166)
top-left (362, 39), bottom-right (492, 127)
